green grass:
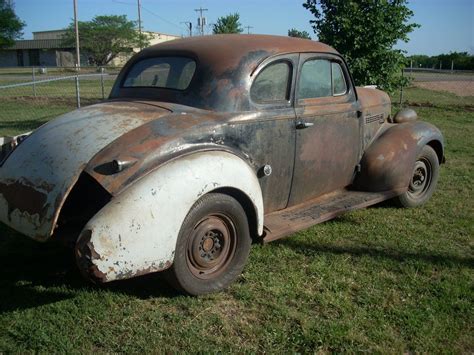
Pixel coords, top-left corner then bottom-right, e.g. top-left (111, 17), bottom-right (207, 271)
top-left (0, 80), bottom-right (114, 135)
top-left (0, 87), bottom-right (473, 352)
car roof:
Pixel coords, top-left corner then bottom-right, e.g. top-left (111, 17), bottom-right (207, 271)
top-left (113, 35), bottom-right (342, 112)
top-left (140, 34), bottom-right (339, 74)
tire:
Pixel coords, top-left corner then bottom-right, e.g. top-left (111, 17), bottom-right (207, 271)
top-left (167, 193), bottom-right (251, 296)
top-left (394, 145), bottom-right (439, 208)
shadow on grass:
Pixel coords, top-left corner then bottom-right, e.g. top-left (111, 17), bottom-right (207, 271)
top-left (2, 212), bottom-right (472, 314)
top-left (0, 119), bottom-right (50, 133)
top-left (0, 226), bottom-right (178, 314)
top-left (277, 236), bottom-right (474, 269)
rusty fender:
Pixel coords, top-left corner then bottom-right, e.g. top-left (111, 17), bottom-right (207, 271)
top-left (354, 120), bottom-right (444, 192)
top-left (0, 101), bottom-right (170, 241)
top-left (75, 150), bottom-right (264, 283)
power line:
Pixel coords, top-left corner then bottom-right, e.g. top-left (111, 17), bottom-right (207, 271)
top-left (194, 7), bottom-right (208, 36)
top-left (181, 21), bottom-right (192, 37)
top-left (141, 5), bottom-right (188, 31)
top-left (112, 0), bottom-right (187, 33)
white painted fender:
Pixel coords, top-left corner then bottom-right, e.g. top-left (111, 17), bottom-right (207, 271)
top-left (76, 151), bottom-right (264, 282)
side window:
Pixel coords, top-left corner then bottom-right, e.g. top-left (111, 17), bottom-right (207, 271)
top-left (332, 62), bottom-right (347, 95)
top-left (298, 59), bottom-right (331, 99)
top-left (298, 59), bottom-right (348, 99)
top-left (251, 61), bottom-right (291, 102)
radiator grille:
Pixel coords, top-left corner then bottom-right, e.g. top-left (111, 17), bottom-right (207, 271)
top-left (365, 113), bottom-right (384, 124)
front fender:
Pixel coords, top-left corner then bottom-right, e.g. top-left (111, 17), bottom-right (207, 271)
top-left (354, 121), bottom-right (444, 192)
top-left (75, 151), bottom-right (264, 283)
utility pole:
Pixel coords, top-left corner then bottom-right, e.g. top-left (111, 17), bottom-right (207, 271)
top-left (73, 0), bottom-right (80, 69)
top-left (137, 0), bottom-right (142, 50)
top-left (181, 21), bottom-right (192, 37)
top-left (245, 26), bottom-right (253, 34)
top-left (194, 7), bottom-right (208, 36)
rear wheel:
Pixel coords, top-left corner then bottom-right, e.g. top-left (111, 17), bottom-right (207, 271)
top-left (167, 193), bottom-right (251, 295)
top-left (394, 145), bottom-right (439, 208)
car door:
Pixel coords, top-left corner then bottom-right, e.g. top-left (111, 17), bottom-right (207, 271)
top-left (288, 53), bottom-right (360, 206)
top-left (243, 54), bottom-right (298, 213)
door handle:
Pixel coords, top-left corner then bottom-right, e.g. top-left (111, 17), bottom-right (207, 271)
top-left (296, 120), bottom-right (314, 129)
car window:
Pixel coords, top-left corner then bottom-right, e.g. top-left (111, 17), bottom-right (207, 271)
top-left (298, 59), bottom-right (332, 99)
top-left (251, 61), bottom-right (291, 102)
top-left (123, 57), bottom-right (196, 90)
top-left (332, 62), bottom-right (347, 95)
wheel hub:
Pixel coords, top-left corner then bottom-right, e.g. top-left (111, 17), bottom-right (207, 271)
top-left (408, 159), bottom-right (431, 197)
top-left (186, 214), bottom-right (237, 279)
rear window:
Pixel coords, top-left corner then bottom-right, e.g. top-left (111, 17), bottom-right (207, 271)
top-left (123, 57), bottom-right (196, 90)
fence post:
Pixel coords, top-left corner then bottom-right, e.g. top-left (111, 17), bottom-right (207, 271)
top-left (75, 74), bottom-right (81, 108)
top-left (451, 60), bottom-right (454, 72)
top-left (100, 67), bottom-right (105, 100)
top-left (32, 67), bottom-right (37, 98)
top-left (399, 67), bottom-right (404, 107)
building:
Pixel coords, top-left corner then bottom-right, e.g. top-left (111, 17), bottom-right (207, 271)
top-left (0, 29), bottom-right (181, 68)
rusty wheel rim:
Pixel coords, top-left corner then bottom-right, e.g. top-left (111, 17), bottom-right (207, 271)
top-left (186, 213), bottom-right (237, 279)
top-left (408, 158), bottom-right (432, 198)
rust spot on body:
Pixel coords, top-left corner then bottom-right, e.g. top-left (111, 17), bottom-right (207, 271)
top-left (0, 180), bottom-right (49, 220)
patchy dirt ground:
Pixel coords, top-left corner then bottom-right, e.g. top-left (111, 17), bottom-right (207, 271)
top-left (414, 81), bottom-right (474, 97)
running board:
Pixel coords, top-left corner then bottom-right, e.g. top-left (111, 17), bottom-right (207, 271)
top-left (263, 189), bottom-right (401, 243)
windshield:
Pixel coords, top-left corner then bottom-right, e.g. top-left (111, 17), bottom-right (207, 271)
top-left (122, 57), bottom-right (196, 90)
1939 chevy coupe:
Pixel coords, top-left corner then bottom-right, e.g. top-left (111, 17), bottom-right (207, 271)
top-left (0, 35), bottom-right (444, 295)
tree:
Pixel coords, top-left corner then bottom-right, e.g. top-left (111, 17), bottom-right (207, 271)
top-left (303, 0), bottom-right (419, 92)
top-left (0, 0), bottom-right (25, 48)
top-left (407, 52), bottom-right (474, 70)
top-left (288, 28), bottom-right (311, 39)
top-left (62, 15), bottom-right (151, 66)
top-left (213, 13), bottom-right (243, 34)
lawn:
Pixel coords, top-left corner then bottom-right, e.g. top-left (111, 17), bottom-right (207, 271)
top-left (0, 87), bottom-right (472, 352)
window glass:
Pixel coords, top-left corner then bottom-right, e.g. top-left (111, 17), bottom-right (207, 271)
top-left (332, 62), bottom-right (347, 95)
top-left (123, 57), bottom-right (196, 90)
top-left (298, 59), bottom-right (331, 99)
top-left (251, 61), bottom-right (291, 102)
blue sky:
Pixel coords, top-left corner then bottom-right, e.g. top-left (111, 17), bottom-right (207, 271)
top-left (14, 0), bottom-right (474, 55)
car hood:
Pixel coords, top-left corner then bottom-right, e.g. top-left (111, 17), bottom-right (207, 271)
top-left (0, 101), bottom-right (173, 240)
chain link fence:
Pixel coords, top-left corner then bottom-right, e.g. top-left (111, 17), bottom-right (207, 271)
top-left (0, 66), bottom-right (120, 136)
top-left (0, 65), bottom-right (472, 137)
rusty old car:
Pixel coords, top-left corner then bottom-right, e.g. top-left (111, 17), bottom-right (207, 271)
top-left (0, 35), bottom-right (444, 295)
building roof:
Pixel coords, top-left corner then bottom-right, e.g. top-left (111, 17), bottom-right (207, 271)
top-left (8, 39), bottom-right (71, 50)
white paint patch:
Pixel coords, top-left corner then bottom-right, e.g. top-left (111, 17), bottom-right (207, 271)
top-left (80, 151), bottom-right (264, 282)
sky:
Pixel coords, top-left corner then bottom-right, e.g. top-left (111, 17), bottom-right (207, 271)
top-left (12, 0), bottom-right (474, 56)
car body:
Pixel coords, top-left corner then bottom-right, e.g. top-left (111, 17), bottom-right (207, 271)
top-left (0, 35), bottom-right (444, 295)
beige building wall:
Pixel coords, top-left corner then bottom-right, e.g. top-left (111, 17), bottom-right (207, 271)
top-left (32, 29), bottom-right (181, 67)
top-left (33, 30), bottom-right (67, 40)
top-left (110, 31), bottom-right (181, 66)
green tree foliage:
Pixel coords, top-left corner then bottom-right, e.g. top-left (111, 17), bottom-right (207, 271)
top-left (408, 52), bottom-right (474, 70)
top-left (0, 0), bottom-right (25, 48)
top-left (288, 28), bottom-right (311, 39)
top-left (212, 13), bottom-right (243, 34)
top-left (62, 15), bottom-right (151, 66)
top-left (303, 0), bottom-right (419, 92)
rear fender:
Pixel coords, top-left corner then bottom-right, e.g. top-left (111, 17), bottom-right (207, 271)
top-left (75, 150), bottom-right (264, 283)
top-left (354, 121), bottom-right (444, 192)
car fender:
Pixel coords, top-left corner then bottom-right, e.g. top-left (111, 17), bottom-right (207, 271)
top-left (75, 150), bottom-right (264, 283)
top-left (354, 121), bottom-right (444, 192)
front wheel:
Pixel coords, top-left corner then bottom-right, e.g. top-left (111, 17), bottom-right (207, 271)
top-left (167, 193), bottom-right (251, 295)
top-left (394, 145), bottom-right (440, 208)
